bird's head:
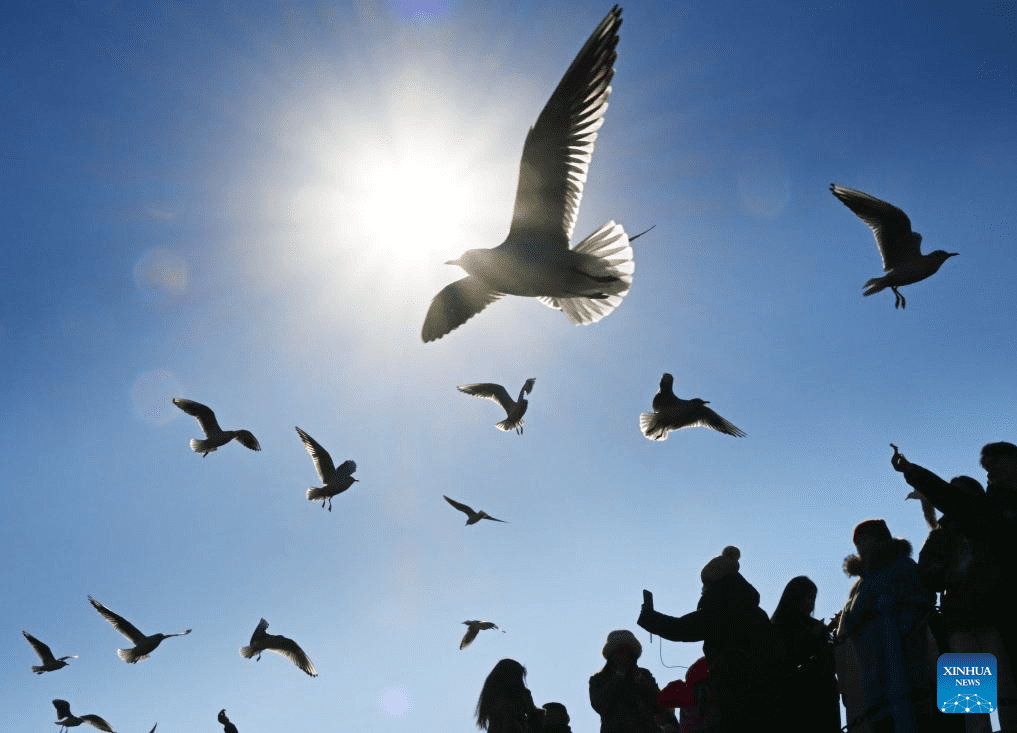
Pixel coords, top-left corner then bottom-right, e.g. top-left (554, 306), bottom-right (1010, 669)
top-left (660, 373), bottom-right (674, 388)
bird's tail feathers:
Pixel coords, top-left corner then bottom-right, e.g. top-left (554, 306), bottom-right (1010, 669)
top-left (574, 221), bottom-right (635, 280)
top-left (496, 417), bottom-right (523, 433)
top-left (863, 277), bottom-right (887, 296)
top-left (240, 645), bottom-right (256, 659)
top-left (306, 486), bottom-right (332, 501)
top-left (118, 647), bottom-right (146, 663)
top-left (31, 664), bottom-right (45, 674)
top-left (639, 412), bottom-right (669, 441)
top-left (189, 438), bottom-right (215, 454)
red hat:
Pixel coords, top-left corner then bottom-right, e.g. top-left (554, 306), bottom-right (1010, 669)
top-left (852, 519), bottom-right (892, 546)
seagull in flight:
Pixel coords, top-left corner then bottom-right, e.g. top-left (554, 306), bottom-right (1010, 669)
top-left (240, 618), bottom-right (317, 677)
top-left (172, 398), bottom-right (261, 456)
top-left (830, 183), bottom-right (957, 309)
top-left (52, 699), bottom-right (116, 733)
top-left (22, 630), bottom-right (76, 674)
top-left (218, 709), bottom-right (239, 733)
top-left (295, 427), bottom-right (357, 511)
top-left (422, 6), bottom-right (637, 342)
top-left (640, 373), bottom-right (746, 441)
top-left (460, 620), bottom-right (503, 650)
top-left (443, 495), bottom-right (507, 525)
top-left (88, 596), bottom-right (191, 663)
top-left (458, 378), bottom-right (536, 434)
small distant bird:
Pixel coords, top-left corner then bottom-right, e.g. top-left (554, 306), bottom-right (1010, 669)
top-left (830, 183), bottom-right (957, 309)
top-left (295, 426), bottom-right (357, 511)
top-left (218, 709), bottom-right (238, 733)
top-left (458, 378), bottom-right (536, 434)
top-left (172, 397), bottom-right (261, 456)
top-left (460, 620), bottom-right (502, 650)
top-left (422, 6), bottom-right (636, 342)
top-left (88, 596), bottom-right (191, 663)
top-left (443, 495), bottom-right (507, 525)
top-left (52, 699), bottom-right (115, 733)
top-left (240, 618), bottom-right (317, 677)
top-left (22, 630), bottom-right (76, 673)
top-left (640, 373), bottom-right (746, 441)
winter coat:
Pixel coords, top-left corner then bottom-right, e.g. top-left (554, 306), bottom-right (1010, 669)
top-left (637, 572), bottom-right (776, 732)
top-left (771, 613), bottom-right (841, 732)
top-left (657, 657), bottom-right (714, 733)
top-left (837, 538), bottom-right (937, 733)
top-left (589, 662), bottom-right (667, 733)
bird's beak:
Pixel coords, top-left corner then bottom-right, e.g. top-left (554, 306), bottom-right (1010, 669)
top-left (445, 258), bottom-right (461, 266)
top-left (947, 252), bottom-right (959, 258)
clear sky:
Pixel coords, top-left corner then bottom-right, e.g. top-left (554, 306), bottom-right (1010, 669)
top-left (3, 1), bottom-right (1015, 731)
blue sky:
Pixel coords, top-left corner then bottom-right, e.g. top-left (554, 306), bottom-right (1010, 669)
top-left (3, 1), bottom-right (1015, 731)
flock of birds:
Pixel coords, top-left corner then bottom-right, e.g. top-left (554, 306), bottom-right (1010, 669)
top-left (22, 3), bottom-right (963, 731)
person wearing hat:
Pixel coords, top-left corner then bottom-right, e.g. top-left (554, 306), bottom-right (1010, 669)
top-left (589, 629), bottom-right (676, 733)
top-left (836, 519), bottom-right (937, 733)
top-left (636, 546), bottom-right (776, 733)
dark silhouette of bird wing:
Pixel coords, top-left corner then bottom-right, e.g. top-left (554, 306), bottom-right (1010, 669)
top-left (460, 625), bottom-right (480, 649)
top-left (458, 383), bottom-right (513, 413)
top-left (172, 398), bottom-right (222, 436)
top-left (23, 630), bottom-right (57, 663)
top-left (79, 714), bottom-right (116, 732)
top-left (830, 184), bottom-right (918, 271)
top-left (443, 495), bottom-right (475, 517)
top-left (422, 276), bottom-right (504, 343)
top-left (480, 512), bottom-right (507, 523)
top-left (335, 459), bottom-right (356, 478)
top-left (295, 427), bottom-right (335, 482)
top-left (233, 430), bottom-right (261, 451)
top-left (507, 6), bottom-right (621, 248)
top-left (148, 725), bottom-right (157, 733)
top-left (265, 634), bottom-right (318, 677)
top-left (248, 617), bottom-right (270, 644)
top-left (689, 404), bottom-right (747, 437)
top-left (89, 596), bottom-right (146, 644)
top-left (53, 699), bottom-right (73, 720)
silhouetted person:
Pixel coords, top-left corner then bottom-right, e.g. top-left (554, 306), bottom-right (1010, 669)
top-left (893, 443), bottom-right (1017, 731)
top-left (637, 546), bottom-right (776, 733)
top-left (589, 630), bottom-right (676, 733)
top-left (836, 519), bottom-right (937, 733)
top-left (476, 658), bottom-right (542, 733)
top-left (540, 703), bottom-right (573, 733)
top-left (770, 576), bottom-right (841, 733)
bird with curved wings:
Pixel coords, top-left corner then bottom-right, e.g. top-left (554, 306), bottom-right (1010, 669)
top-left (458, 378), bottom-right (536, 434)
top-left (52, 699), bottom-right (116, 733)
top-left (830, 183), bottom-right (957, 309)
top-left (443, 495), bottom-right (507, 525)
top-left (22, 630), bottom-right (76, 673)
top-left (460, 620), bottom-right (503, 650)
top-left (218, 709), bottom-right (239, 733)
top-left (240, 618), bottom-right (317, 677)
top-left (422, 6), bottom-right (637, 342)
top-left (640, 374), bottom-right (746, 441)
top-left (295, 426), bottom-right (357, 511)
top-left (88, 596), bottom-right (191, 663)
top-left (172, 397), bottom-right (261, 456)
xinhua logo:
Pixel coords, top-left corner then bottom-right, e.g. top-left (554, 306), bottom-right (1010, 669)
top-left (938, 653), bottom-right (997, 714)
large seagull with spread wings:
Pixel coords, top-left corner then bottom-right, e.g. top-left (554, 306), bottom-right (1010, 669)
top-left (422, 6), bottom-right (637, 342)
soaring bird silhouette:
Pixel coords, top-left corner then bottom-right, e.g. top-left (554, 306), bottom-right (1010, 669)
top-left (460, 620), bottom-right (502, 650)
top-left (172, 397), bottom-right (261, 456)
top-left (640, 374), bottom-right (746, 441)
top-left (830, 183), bottom-right (957, 309)
top-left (295, 426), bottom-right (357, 511)
top-left (218, 709), bottom-right (238, 733)
top-left (458, 378), bottom-right (536, 434)
top-left (240, 618), bottom-right (317, 677)
top-left (52, 699), bottom-right (115, 733)
top-left (443, 495), bottom-right (507, 525)
top-left (22, 630), bottom-right (76, 673)
top-left (422, 6), bottom-right (636, 342)
top-left (88, 596), bottom-right (191, 663)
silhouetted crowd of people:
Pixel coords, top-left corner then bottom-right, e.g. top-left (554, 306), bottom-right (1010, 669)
top-left (473, 441), bottom-right (1017, 733)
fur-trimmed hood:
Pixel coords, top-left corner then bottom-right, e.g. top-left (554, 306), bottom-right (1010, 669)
top-left (843, 537), bottom-right (913, 577)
